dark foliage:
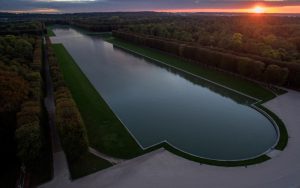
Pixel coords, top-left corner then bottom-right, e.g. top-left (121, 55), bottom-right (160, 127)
top-left (113, 31), bottom-right (296, 88)
top-left (46, 36), bottom-right (89, 162)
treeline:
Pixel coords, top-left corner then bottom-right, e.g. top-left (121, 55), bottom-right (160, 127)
top-left (45, 37), bottom-right (89, 161)
top-left (113, 31), bottom-right (300, 88)
top-left (68, 13), bottom-right (167, 32)
top-left (0, 35), bottom-right (47, 167)
top-left (0, 21), bottom-right (44, 35)
top-left (126, 15), bottom-right (300, 63)
top-left (70, 20), bottom-right (122, 32)
top-left (15, 37), bottom-right (45, 166)
top-left (0, 21), bottom-right (54, 186)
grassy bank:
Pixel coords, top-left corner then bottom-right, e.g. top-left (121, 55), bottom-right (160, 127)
top-left (52, 44), bottom-right (142, 159)
top-left (47, 27), bottom-right (55, 37)
top-left (143, 142), bottom-right (271, 167)
top-left (105, 36), bottom-right (276, 101)
top-left (256, 103), bottom-right (288, 150)
top-left (68, 152), bottom-right (112, 179)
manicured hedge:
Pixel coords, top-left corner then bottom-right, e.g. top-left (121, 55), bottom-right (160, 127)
top-left (17, 102), bottom-right (41, 128)
top-left (113, 31), bottom-right (298, 88)
top-left (228, 52), bottom-right (300, 88)
top-left (30, 38), bottom-right (43, 71)
top-left (16, 122), bottom-right (42, 165)
top-left (15, 37), bottom-right (44, 165)
top-left (264, 64), bottom-right (289, 86)
top-left (237, 58), bottom-right (265, 79)
top-left (45, 36), bottom-right (89, 162)
top-left (0, 69), bottom-right (30, 113)
top-left (55, 98), bottom-right (89, 161)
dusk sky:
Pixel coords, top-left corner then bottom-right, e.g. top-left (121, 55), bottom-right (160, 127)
top-left (0, 0), bottom-right (300, 13)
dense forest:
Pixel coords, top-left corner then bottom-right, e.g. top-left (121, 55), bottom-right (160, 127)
top-left (0, 21), bottom-right (52, 187)
top-left (0, 20), bottom-right (91, 187)
top-left (124, 16), bottom-right (300, 63)
top-left (0, 21), bottom-right (44, 35)
top-left (3, 12), bottom-right (299, 63)
top-left (108, 15), bottom-right (300, 88)
top-left (41, 13), bottom-right (300, 64)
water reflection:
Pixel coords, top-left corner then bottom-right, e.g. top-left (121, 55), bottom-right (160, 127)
top-left (113, 46), bottom-right (256, 105)
top-left (51, 27), bottom-right (277, 160)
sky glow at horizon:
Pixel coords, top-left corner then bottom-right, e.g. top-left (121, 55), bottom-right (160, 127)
top-left (0, 0), bottom-right (300, 14)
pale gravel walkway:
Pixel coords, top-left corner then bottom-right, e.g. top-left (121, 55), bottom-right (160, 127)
top-left (39, 38), bottom-right (71, 187)
top-left (39, 152), bottom-right (70, 188)
top-left (40, 90), bottom-right (300, 188)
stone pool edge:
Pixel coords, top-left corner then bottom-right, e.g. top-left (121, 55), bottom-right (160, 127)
top-left (104, 40), bottom-right (288, 166)
top-left (51, 32), bottom-right (287, 167)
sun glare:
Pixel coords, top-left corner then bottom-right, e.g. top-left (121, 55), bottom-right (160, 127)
top-left (252, 6), bottom-right (265, 14)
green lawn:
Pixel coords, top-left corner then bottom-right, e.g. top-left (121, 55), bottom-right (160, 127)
top-left (47, 27), bottom-right (55, 37)
top-left (256, 103), bottom-right (288, 150)
top-left (52, 44), bottom-right (143, 159)
top-left (68, 152), bottom-right (112, 179)
top-left (105, 36), bottom-right (276, 102)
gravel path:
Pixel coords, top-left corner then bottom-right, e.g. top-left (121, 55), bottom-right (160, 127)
top-left (39, 38), bottom-right (71, 187)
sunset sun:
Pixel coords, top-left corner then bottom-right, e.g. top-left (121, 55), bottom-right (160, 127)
top-left (252, 6), bottom-right (265, 14)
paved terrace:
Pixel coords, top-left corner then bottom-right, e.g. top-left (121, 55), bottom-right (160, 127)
top-left (40, 90), bottom-right (300, 188)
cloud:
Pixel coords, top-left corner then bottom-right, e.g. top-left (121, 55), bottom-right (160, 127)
top-left (0, 0), bottom-right (300, 13)
top-left (4, 8), bottom-right (59, 13)
top-left (33, 0), bottom-right (98, 2)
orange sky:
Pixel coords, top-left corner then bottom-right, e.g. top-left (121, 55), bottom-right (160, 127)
top-left (158, 6), bottom-right (300, 14)
top-left (6, 8), bottom-right (59, 14)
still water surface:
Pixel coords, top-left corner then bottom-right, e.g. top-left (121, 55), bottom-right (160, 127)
top-left (51, 27), bottom-right (277, 160)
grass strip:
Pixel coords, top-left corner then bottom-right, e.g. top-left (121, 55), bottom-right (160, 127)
top-left (148, 142), bottom-right (270, 167)
top-left (68, 152), bottom-right (112, 179)
top-left (256, 103), bottom-right (288, 150)
top-left (52, 44), bottom-right (142, 159)
top-left (47, 27), bottom-right (55, 37)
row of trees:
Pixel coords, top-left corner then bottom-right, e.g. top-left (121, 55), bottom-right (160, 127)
top-left (0, 21), bottom-right (53, 187)
top-left (0, 35), bottom-right (34, 65)
top-left (71, 20), bottom-right (121, 32)
top-left (15, 37), bottom-right (45, 166)
top-left (66, 12), bottom-right (171, 32)
top-left (0, 21), bottom-right (43, 35)
top-left (0, 34), bottom-right (46, 167)
top-left (125, 15), bottom-right (300, 63)
top-left (113, 31), bottom-right (297, 87)
top-left (46, 37), bottom-right (89, 161)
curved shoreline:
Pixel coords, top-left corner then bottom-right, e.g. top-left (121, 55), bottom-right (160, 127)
top-left (108, 40), bottom-right (288, 165)
top-left (50, 26), bottom-right (288, 167)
